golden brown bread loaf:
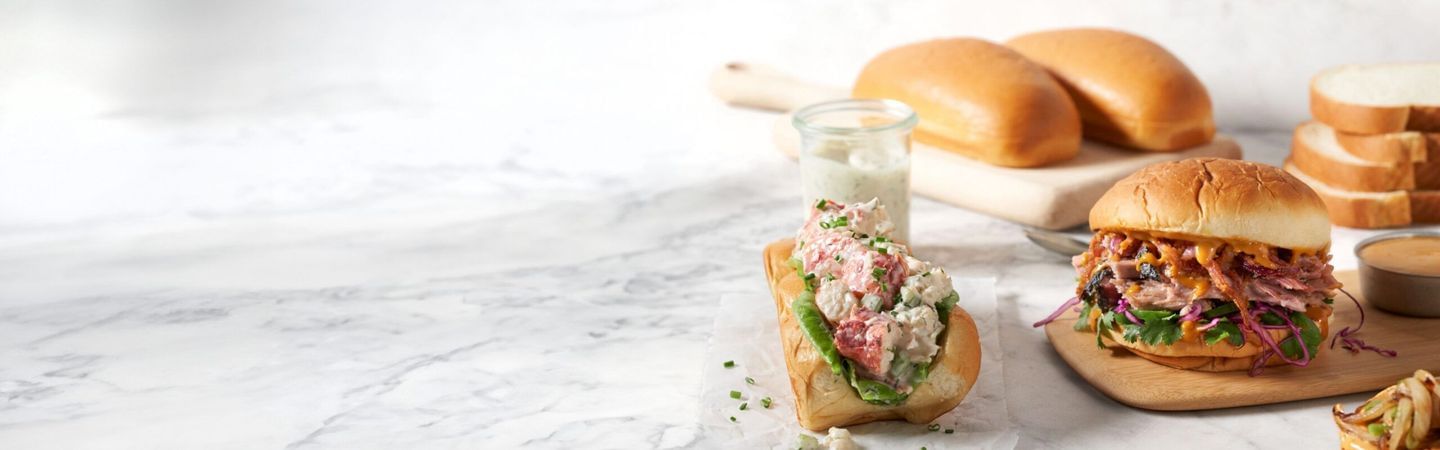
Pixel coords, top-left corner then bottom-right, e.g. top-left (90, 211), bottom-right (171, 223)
top-left (763, 239), bottom-right (981, 431)
top-left (1005, 28), bottom-right (1215, 152)
top-left (853, 38), bottom-right (1081, 168)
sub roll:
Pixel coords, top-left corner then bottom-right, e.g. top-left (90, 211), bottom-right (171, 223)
top-left (764, 199), bottom-right (981, 430)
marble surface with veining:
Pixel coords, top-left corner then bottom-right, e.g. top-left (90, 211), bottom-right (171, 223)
top-left (3, 1), bottom-right (1440, 449)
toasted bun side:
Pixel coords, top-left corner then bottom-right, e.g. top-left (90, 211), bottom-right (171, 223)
top-left (1290, 122), bottom-right (1417, 192)
top-left (1090, 158), bottom-right (1332, 249)
top-left (1311, 63), bottom-right (1440, 134)
top-left (764, 239), bottom-right (981, 431)
top-left (1005, 28), bottom-right (1214, 151)
top-left (1128, 350), bottom-right (1290, 372)
top-left (854, 38), bottom-right (1081, 168)
top-left (1102, 311), bottom-right (1331, 372)
top-left (1284, 162), bottom-right (1414, 229)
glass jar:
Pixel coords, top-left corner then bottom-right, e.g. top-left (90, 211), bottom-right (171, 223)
top-left (792, 99), bottom-right (917, 243)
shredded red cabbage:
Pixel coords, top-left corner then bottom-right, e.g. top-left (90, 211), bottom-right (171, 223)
top-left (1114, 299), bottom-right (1140, 325)
top-left (1033, 296), bottom-right (1080, 328)
top-left (1245, 302), bottom-right (1312, 376)
top-left (1328, 288), bottom-right (1398, 357)
top-left (1180, 307), bottom-right (1204, 323)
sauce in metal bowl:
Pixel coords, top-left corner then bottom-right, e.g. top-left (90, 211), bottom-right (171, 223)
top-left (1356, 232), bottom-right (1440, 318)
top-left (1357, 236), bottom-right (1440, 276)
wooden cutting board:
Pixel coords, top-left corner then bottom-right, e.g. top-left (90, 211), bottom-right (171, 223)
top-left (1044, 271), bottom-right (1440, 411)
top-left (711, 63), bottom-right (1244, 230)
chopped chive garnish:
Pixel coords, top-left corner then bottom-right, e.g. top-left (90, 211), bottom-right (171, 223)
top-left (876, 236), bottom-right (888, 243)
top-left (745, 377), bottom-right (755, 385)
top-left (825, 274), bottom-right (835, 281)
top-left (723, 360), bottom-right (735, 368)
top-left (944, 429), bottom-right (954, 434)
top-left (761, 397), bottom-right (772, 408)
top-left (803, 273), bottom-right (816, 281)
top-left (928, 424), bottom-right (940, 432)
top-left (835, 254), bottom-right (843, 262)
top-left (878, 246), bottom-right (888, 255)
top-left (729, 416), bottom-right (736, 423)
top-left (815, 199), bottom-right (827, 210)
top-left (729, 390), bottom-right (741, 399)
top-left (872, 267), bottom-right (887, 281)
top-left (739, 402), bottom-right (748, 411)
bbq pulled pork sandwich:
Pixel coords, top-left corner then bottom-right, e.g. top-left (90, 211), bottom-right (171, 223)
top-left (1054, 158), bottom-right (1340, 374)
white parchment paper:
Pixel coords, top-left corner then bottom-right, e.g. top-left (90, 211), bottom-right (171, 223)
top-left (698, 278), bottom-right (1016, 449)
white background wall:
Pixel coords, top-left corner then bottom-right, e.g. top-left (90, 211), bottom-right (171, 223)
top-left (1, 0), bottom-right (1438, 229)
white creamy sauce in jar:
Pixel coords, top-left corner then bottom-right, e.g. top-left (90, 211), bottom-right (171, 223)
top-left (800, 140), bottom-right (910, 243)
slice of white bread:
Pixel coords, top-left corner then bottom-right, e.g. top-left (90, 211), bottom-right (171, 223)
top-left (1311, 63), bottom-right (1440, 134)
top-left (1331, 124), bottom-right (1432, 164)
top-left (1284, 161), bottom-right (1440, 228)
top-left (1292, 122), bottom-right (1418, 191)
top-left (1295, 121), bottom-right (1440, 190)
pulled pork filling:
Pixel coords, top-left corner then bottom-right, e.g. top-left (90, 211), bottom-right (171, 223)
top-left (1071, 231), bottom-right (1340, 315)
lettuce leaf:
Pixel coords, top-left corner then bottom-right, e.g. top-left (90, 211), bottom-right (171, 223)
top-left (1279, 311), bottom-right (1322, 360)
top-left (935, 291), bottom-right (959, 326)
top-left (791, 292), bottom-right (844, 376)
top-left (844, 361), bottom-right (908, 405)
top-left (792, 290), bottom-right (912, 405)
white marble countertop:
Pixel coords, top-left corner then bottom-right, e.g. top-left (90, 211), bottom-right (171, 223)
top-left (4, 2), bottom-right (1440, 449)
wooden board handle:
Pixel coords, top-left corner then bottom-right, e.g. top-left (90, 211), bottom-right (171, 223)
top-left (708, 62), bottom-right (847, 112)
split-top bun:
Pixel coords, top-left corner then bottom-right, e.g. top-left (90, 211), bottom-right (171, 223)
top-left (1090, 158), bottom-right (1332, 250)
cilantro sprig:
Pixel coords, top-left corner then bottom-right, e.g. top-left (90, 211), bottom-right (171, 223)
top-left (1203, 319), bottom-right (1245, 347)
top-left (1125, 309), bottom-right (1183, 346)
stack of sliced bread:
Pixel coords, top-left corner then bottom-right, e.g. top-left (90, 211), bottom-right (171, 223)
top-left (1283, 63), bottom-right (1440, 228)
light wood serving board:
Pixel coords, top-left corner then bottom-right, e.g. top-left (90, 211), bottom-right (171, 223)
top-left (711, 62), bottom-right (1243, 230)
top-left (1044, 271), bottom-right (1440, 411)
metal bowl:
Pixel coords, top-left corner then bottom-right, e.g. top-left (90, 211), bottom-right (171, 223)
top-left (1355, 231), bottom-right (1440, 318)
